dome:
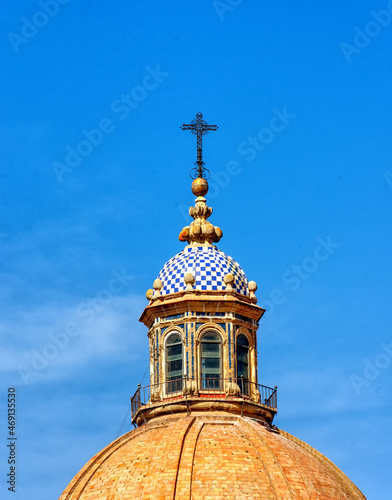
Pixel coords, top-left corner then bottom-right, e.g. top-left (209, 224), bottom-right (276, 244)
top-left (59, 413), bottom-right (365, 500)
top-left (157, 245), bottom-right (249, 296)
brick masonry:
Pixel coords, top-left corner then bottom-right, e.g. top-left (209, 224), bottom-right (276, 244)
top-left (59, 412), bottom-right (366, 499)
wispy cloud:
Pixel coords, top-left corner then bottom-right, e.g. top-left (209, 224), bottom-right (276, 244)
top-left (2, 293), bottom-right (145, 385)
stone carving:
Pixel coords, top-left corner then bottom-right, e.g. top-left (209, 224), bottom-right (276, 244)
top-left (150, 387), bottom-right (162, 403)
top-left (224, 273), bottom-right (234, 291)
top-left (226, 381), bottom-right (241, 397)
top-left (183, 378), bottom-right (199, 396)
top-left (184, 272), bottom-right (195, 291)
top-left (179, 194), bottom-right (222, 246)
top-left (252, 388), bottom-right (261, 403)
top-left (153, 279), bottom-right (162, 298)
top-left (248, 280), bottom-right (257, 299)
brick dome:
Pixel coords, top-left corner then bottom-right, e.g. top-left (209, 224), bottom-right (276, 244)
top-left (59, 413), bottom-right (365, 500)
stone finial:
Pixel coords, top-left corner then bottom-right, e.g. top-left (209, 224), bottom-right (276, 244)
top-left (184, 272), bottom-right (195, 291)
top-left (179, 179), bottom-right (223, 246)
top-left (146, 289), bottom-right (154, 301)
top-left (248, 280), bottom-right (257, 299)
top-left (153, 279), bottom-right (163, 298)
top-left (224, 273), bottom-right (234, 291)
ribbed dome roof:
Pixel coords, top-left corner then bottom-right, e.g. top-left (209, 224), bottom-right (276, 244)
top-left (59, 413), bottom-right (365, 500)
top-left (157, 246), bottom-right (248, 296)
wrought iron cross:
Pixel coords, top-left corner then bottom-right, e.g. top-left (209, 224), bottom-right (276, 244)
top-left (181, 113), bottom-right (218, 179)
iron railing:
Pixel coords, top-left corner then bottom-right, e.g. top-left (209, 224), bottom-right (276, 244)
top-left (131, 377), bottom-right (277, 421)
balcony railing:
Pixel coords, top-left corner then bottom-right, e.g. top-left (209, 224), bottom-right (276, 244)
top-left (131, 377), bottom-right (277, 422)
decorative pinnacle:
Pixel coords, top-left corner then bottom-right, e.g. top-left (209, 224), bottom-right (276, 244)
top-left (179, 113), bottom-right (222, 246)
top-left (178, 193), bottom-right (223, 246)
top-left (180, 112), bottom-right (218, 180)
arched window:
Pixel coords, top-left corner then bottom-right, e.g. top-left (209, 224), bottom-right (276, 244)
top-left (166, 333), bottom-right (183, 394)
top-left (201, 332), bottom-right (222, 390)
top-left (236, 334), bottom-right (250, 395)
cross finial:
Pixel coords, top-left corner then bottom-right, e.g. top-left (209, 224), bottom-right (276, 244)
top-left (181, 113), bottom-right (218, 179)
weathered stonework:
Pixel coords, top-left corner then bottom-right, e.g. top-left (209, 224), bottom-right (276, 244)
top-left (139, 289), bottom-right (266, 412)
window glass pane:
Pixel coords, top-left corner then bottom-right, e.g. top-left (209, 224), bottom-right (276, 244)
top-left (237, 361), bottom-right (248, 378)
top-left (202, 373), bottom-right (221, 389)
top-left (166, 333), bottom-right (183, 393)
top-left (202, 358), bottom-right (220, 369)
top-left (168, 359), bottom-right (182, 372)
top-left (167, 344), bottom-right (182, 358)
top-left (167, 333), bottom-right (181, 345)
top-left (237, 346), bottom-right (248, 363)
top-left (202, 357), bottom-right (220, 371)
top-left (236, 334), bottom-right (250, 395)
top-left (202, 373), bottom-right (220, 380)
top-left (237, 334), bottom-right (249, 346)
top-left (201, 332), bottom-right (221, 385)
top-left (202, 332), bottom-right (220, 342)
top-left (167, 379), bottom-right (183, 393)
top-left (201, 343), bottom-right (220, 355)
top-left (237, 377), bottom-right (249, 395)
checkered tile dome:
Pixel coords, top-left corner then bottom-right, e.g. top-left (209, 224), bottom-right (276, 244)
top-left (157, 246), bottom-right (248, 296)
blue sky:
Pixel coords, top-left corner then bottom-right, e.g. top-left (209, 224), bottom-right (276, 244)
top-left (1, 0), bottom-right (392, 498)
